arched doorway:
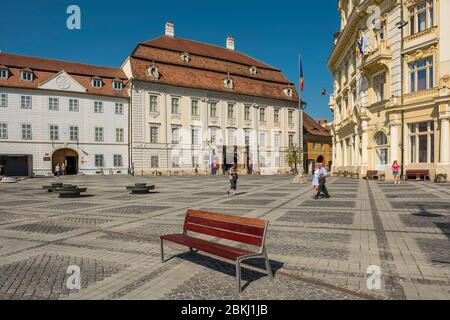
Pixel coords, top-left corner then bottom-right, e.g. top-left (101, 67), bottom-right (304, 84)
top-left (52, 148), bottom-right (78, 175)
top-left (374, 132), bottom-right (388, 171)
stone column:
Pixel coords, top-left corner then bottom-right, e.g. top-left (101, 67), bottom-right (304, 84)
top-left (361, 119), bottom-right (369, 175)
top-left (440, 117), bottom-right (450, 164)
top-left (389, 117), bottom-right (401, 163)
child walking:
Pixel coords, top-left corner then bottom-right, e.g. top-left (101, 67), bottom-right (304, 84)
top-left (392, 160), bottom-right (401, 184)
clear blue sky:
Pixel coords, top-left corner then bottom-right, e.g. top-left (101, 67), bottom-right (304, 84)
top-left (0, 0), bottom-right (339, 120)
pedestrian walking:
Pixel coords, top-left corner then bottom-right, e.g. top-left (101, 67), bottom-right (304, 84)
top-left (312, 163), bottom-right (320, 198)
top-left (55, 163), bottom-right (61, 177)
top-left (314, 162), bottom-right (330, 199)
top-left (392, 160), bottom-right (401, 184)
top-left (227, 165), bottom-right (238, 196)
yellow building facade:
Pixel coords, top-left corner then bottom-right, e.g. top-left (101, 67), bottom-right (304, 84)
top-left (328, 0), bottom-right (450, 180)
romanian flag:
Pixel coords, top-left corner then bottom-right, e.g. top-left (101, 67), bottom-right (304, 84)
top-left (299, 56), bottom-right (304, 92)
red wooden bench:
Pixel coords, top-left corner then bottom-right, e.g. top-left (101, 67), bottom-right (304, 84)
top-left (160, 209), bottom-right (273, 293)
top-left (405, 169), bottom-right (430, 181)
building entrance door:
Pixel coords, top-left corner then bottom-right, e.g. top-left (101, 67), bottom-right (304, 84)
top-left (52, 148), bottom-right (78, 175)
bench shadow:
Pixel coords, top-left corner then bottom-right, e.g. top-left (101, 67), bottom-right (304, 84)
top-left (170, 251), bottom-right (284, 292)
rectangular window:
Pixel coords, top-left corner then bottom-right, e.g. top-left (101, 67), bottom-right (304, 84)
top-left (227, 129), bottom-right (236, 145)
top-left (210, 127), bottom-right (217, 144)
top-left (289, 134), bottom-right (294, 147)
top-left (95, 127), bottom-right (104, 142)
top-left (274, 109), bottom-right (280, 123)
top-left (48, 97), bottom-right (59, 111)
top-left (172, 127), bottom-right (180, 144)
top-left (274, 133), bottom-right (281, 147)
top-left (94, 101), bottom-right (104, 113)
top-left (244, 106), bottom-right (251, 120)
top-left (116, 128), bottom-right (124, 142)
top-left (69, 126), bottom-right (79, 141)
top-left (288, 110), bottom-right (294, 124)
top-left (210, 102), bottom-right (217, 118)
top-left (0, 69), bottom-right (8, 79)
top-left (69, 99), bottom-right (79, 112)
top-left (227, 104), bottom-right (234, 119)
top-left (95, 155), bottom-right (104, 167)
top-left (409, 121), bottom-right (434, 163)
top-left (192, 128), bottom-right (199, 145)
top-left (151, 156), bottom-right (159, 168)
top-left (0, 123), bottom-right (7, 139)
top-left (409, 0), bottom-right (434, 35)
top-left (409, 57), bottom-right (433, 92)
top-left (113, 155), bottom-right (123, 167)
top-left (374, 73), bottom-right (385, 102)
top-left (21, 71), bottom-right (33, 81)
top-left (259, 108), bottom-right (266, 122)
top-left (21, 124), bottom-right (32, 140)
top-left (150, 95), bottom-right (158, 113)
top-left (191, 100), bottom-right (199, 116)
top-left (21, 96), bottom-right (32, 109)
top-left (150, 126), bottom-right (159, 143)
top-left (259, 132), bottom-right (267, 147)
top-left (49, 125), bottom-right (59, 140)
top-left (171, 97), bottom-right (180, 114)
top-left (0, 93), bottom-right (7, 107)
top-left (172, 156), bottom-right (180, 168)
top-left (115, 103), bottom-right (124, 115)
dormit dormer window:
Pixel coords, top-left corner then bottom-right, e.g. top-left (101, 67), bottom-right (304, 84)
top-left (113, 80), bottom-right (123, 90)
top-left (21, 69), bottom-right (33, 82)
top-left (250, 66), bottom-right (258, 75)
top-left (284, 87), bottom-right (293, 98)
top-left (148, 63), bottom-right (160, 80)
top-left (224, 74), bottom-right (234, 89)
top-left (181, 52), bottom-right (190, 63)
top-left (92, 77), bottom-right (103, 88)
top-left (0, 67), bottom-right (9, 79)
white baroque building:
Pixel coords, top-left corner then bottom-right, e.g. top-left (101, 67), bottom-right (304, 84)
top-left (0, 54), bottom-right (129, 176)
top-left (122, 22), bottom-right (300, 175)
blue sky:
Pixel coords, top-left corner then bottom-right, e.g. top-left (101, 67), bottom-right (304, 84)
top-left (0, 0), bottom-right (340, 120)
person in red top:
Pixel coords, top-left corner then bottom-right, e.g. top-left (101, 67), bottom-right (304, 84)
top-left (392, 160), bottom-right (401, 184)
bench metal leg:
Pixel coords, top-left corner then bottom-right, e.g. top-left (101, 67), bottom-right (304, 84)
top-left (236, 260), bottom-right (241, 294)
top-left (264, 251), bottom-right (273, 280)
top-left (160, 239), bottom-right (164, 263)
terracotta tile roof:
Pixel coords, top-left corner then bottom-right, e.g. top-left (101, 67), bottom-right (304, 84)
top-left (303, 112), bottom-right (332, 138)
top-left (130, 36), bottom-right (299, 103)
top-left (0, 53), bottom-right (128, 98)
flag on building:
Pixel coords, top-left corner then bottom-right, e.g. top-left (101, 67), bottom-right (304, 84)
top-left (321, 88), bottom-right (327, 96)
top-left (299, 56), bottom-right (305, 92)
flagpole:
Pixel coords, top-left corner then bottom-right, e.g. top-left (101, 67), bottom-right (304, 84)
top-left (294, 53), bottom-right (306, 183)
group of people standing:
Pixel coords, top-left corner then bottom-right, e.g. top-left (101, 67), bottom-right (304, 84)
top-left (54, 162), bottom-right (66, 177)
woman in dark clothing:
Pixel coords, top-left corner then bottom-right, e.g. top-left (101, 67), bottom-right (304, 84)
top-left (227, 165), bottom-right (238, 196)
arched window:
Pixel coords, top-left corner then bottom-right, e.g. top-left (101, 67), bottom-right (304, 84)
top-left (375, 131), bottom-right (388, 146)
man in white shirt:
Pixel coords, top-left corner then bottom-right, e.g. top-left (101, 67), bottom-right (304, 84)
top-left (314, 163), bottom-right (330, 199)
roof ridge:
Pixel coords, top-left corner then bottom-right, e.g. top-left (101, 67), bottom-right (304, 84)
top-left (142, 35), bottom-right (281, 71)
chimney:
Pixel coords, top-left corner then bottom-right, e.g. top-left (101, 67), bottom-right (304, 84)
top-left (226, 35), bottom-right (235, 51)
top-left (165, 21), bottom-right (174, 37)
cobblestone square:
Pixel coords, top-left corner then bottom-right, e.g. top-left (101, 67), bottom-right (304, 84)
top-left (0, 175), bottom-right (449, 300)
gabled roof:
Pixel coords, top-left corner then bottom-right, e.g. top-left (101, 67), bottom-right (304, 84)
top-left (303, 112), bottom-right (332, 137)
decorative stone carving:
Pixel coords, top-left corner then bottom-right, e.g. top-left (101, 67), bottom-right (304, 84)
top-left (405, 45), bottom-right (437, 63)
top-left (148, 63), bottom-right (160, 80)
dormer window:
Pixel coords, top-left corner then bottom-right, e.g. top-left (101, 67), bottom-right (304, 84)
top-left (21, 70), bottom-right (33, 82)
top-left (113, 81), bottom-right (123, 90)
top-left (0, 68), bottom-right (8, 79)
top-left (148, 64), bottom-right (160, 79)
top-left (92, 78), bottom-right (103, 88)
top-left (181, 52), bottom-right (190, 63)
top-left (250, 66), bottom-right (258, 75)
top-left (284, 88), bottom-right (293, 98)
top-left (224, 75), bottom-right (234, 89)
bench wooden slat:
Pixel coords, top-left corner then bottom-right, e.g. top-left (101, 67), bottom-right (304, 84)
top-left (161, 234), bottom-right (253, 261)
top-left (187, 209), bottom-right (266, 228)
top-left (185, 215), bottom-right (265, 237)
top-left (185, 222), bottom-right (263, 247)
